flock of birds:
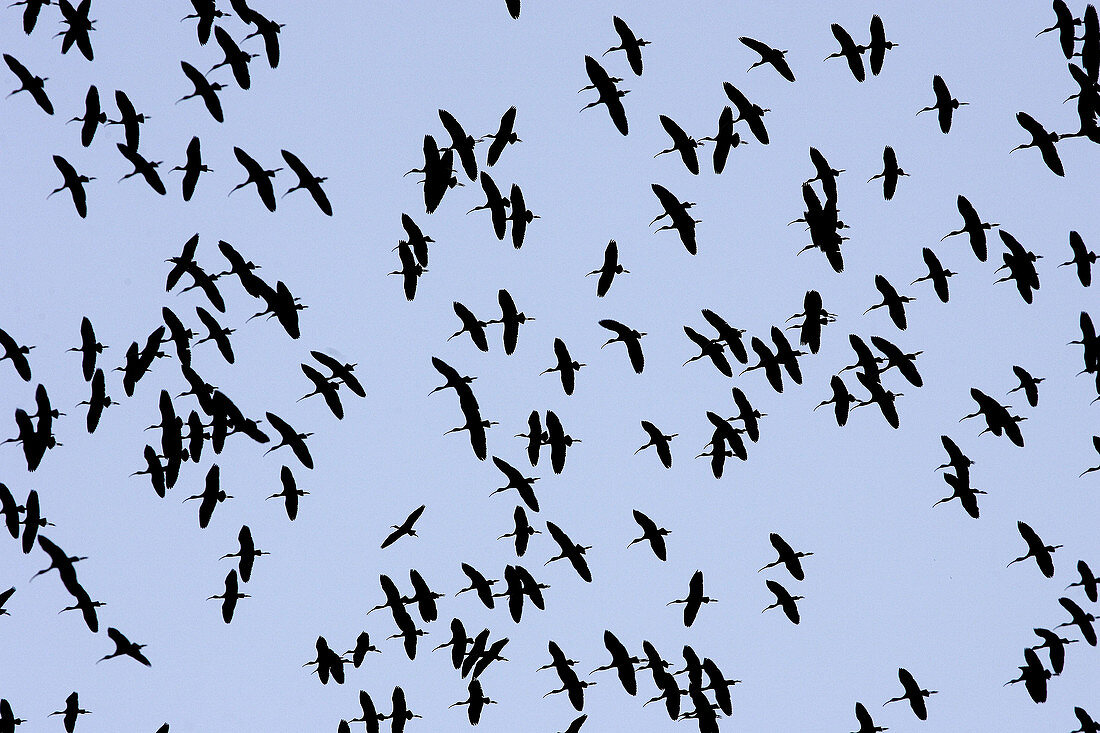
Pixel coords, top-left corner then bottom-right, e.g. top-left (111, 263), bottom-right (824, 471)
top-left (1, 1), bottom-right (1100, 732)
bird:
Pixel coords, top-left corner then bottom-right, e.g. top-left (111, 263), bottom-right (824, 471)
top-left (701, 310), bottom-right (748, 363)
top-left (1007, 365), bottom-right (1043, 408)
top-left (65, 316), bottom-right (105, 382)
top-left (759, 533), bottom-right (813, 581)
top-left (11, 0), bottom-right (50, 34)
top-left (450, 679), bottom-right (495, 725)
top-left (884, 667), bottom-right (936, 720)
top-left (310, 350), bottom-right (366, 398)
top-left (730, 387), bottom-right (765, 442)
top-left (1056, 596), bottom-right (1097, 646)
top-left (867, 15), bottom-right (898, 75)
top-left (541, 338), bottom-right (584, 395)
top-left (628, 509), bottom-right (669, 561)
top-left (698, 106), bottom-right (745, 174)
top-left (1007, 521), bottom-right (1061, 578)
top-left (742, 337), bottom-right (785, 393)
top-left (48, 155), bottom-right (94, 218)
top-left (4, 53), bottom-right (53, 114)
top-left (481, 106), bottom-right (520, 167)
top-left (267, 465), bottom-right (307, 521)
top-left (449, 302), bottom-right (490, 352)
top-left (825, 23), bottom-right (866, 81)
top-left (1031, 627), bottom-right (1077, 675)
top-left (181, 0), bottom-right (228, 45)
top-left (31, 535), bottom-right (85, 594)
top-left (941, 194), bottom-right (998, 262)
top-left (457, 563), bottom-right (498, 608)
top-left (740, 36), bottom-right (795, 81)
top-left (585, 244), bottom-right (629, 299)
top-left (389, 241), bottom-right (425, 301)
top-left (635, 420), bottom-right (676, 468)
top-left (932, 470), bottom-right (986, 519)
top-left (667, 570), bottom-right (716, 627)
top-left (581, 56), bottom-right (629, 136)
top-left (380, 505), bottom-right (426, 549)
top-left (177, 61), bottom-right (224, 122)
top-left (864, 274), bottom-right (914, 330)
top-left (762, 578), bottom-right (802, 624)
top-left (467, 171), bottom-right (510, 241)
top-left (600, 319), bottom-right (646, 373)
top-left (264, 412), bottom-right (313, 469)
top-left (1011, 111), bottom-right (1064, 176)
top-left (117, 143), bottom-right (166, 195)
top-left (1072, 707), bottom-right (1100, 733)
top-left (170, 136), bottom-right (212, 202)
top-left (107, 90), bottom-right (149, 151)
top-left (211, 25), bottom-right (258, 88)
top-left (851, 701), bottom-right (887, 733)
top-left (281, 150), bottom-right (332, 215)
top-left (348, 690), bottom-right (380, 733)
top-left (240, 7), bottom-right (283, 68)
top-left (1037, 0), bottom-right (1081, 59)
top-left (806, 147), bottom-right (844, 202)
top-left (220, 525), bottom-right (267, 582)
top-left (98, 627), bottom-right (151, 666)
top-left (438, 109), bottom-right (477, 181)
top-left (1059, 230), bottom-right (1096, 287)
top-left (869, 335), bottom-right (923, 388)
top-left (68, 84), bottom-right (105, 147)
top-left (443, 396), bottom-right (496, 461)
top-left (590, 630), bottom-right (639, 696)
top-left (544, 521), bottom-right (592, 582)
top-left (299, 364), bottom-right (343, 418)
top-left (183, 464), bottom-right (232, 529)
top-left (396, 213), bottom-right (434, 268)
top-left (0, 699), bottom-right (26, 732)
top-left (543, 410), bottom-right (578, 474)
top-left (304, 635), bottom-right (346, 685)
top-left (48, 691), bottom-right (90, 733)
top-left (651, 184), bottom-right (699, 254)
top-left (917, 75), bottom-right (967, 133)
top-left (208, 569), bottom-right (249, 623)
top-left (194, 306), bottom-right (234, 363)
top-left (654, 115), bottom-right (700, 174)
top-left (345, 633), bottom-right (381, 669)
top-left (1068, 559), bottom-right (1099, 602)
top-left (57, 0), bottom-right (95, 60)
top-left (490, 456), bottom-right (540, 512)
top-left (506, 182), bottom-right (538, 249)
top-left (605, 16), bottom-right (649, 75)
top-left (910, 247), bottom-right (956, 303)
top-left (229, 147), bottom-right (281, 211)
top-left (380, 687), bottom-right (421, 733)
top-left (868, 145), bottom-right (907, 200)
top-left (961, 388), bottom-right (1025, 447)
top-left (683, 326), bottom-right (731, 376)
top-left (723, 82), bottom-right (769, 144)
top-left (497, 505), bottom-right (539, 558)
top-left (1004, 647), bottom-right (1051, 704)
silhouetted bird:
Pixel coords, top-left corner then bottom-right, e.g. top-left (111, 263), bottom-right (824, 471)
top-left (450, 679), bottom-right (495, 725)
top-left (220, 525), bottom-right (267, 583)
top-left (629, 509), bottom-right (669, 561)
top-left (69, 84), bottom-right (105, 146)
top-left (506, 182), bottom-right (538, 249)
top-left (683, 326), bottom-right (731, 376)
top-left (724, 82), bottom-right (769, 143)
top-left (543, 410), bottom-right (578, 474)
top-left (1008, 520), bottom-right (1061, 578)
top-left (311, 350), bottom-right (365, 398)
top-left (762, 578), bottom-right (802, 624)
top-left (281, 150), bottom-right (331, 215)
top-left (0, 698), bottom-right (26, 732)
top-left (917, 75), bottom-right (966, 133)
top-left (230, 147), bottom-right (280, 211)
top-left (868, 145), bottom-right (907, 200)
top-left (467, 171), bottom-right (510, 241)
top-left (389, 241), bottom-right (425, 301)
top-left (655, 115), bottom-right (700, 174)
top-left (864, 275), bottom-right (914, 330)
top-left (184, 464), bottom-right (232, 528)
top-left (1036, 1), bottom-right (1081, 58)
top-left (740, 36), bottom-right (795, 81)
top-left (211, 26), bottom-right (257, 88)
top-left (933, 470), bottom-right (985, 519)
top-left (380, 505), bottom-right (426, 549)
top-left (49, 155), bottom-right (93, 218)
top-left (870, 335), bottom-right (922, 387)
top-left (57, 0), bottom-right (95, 60)
top-left (11, 0), bottom-right (49, 34)
top-left (241, 7), bottom-right (283, 68)
top-left (825, 23), bottom-right (866, 81)
top-left (605, 16), bottom-right (649, 75)
top-left (457, 563), bottom-right (498, 608)
top-left (171, 137), bottom-right (211, 202)
top-left (699, 106), bottom-right (745, 174)
top-left (942, 194), bottom-right (998, 262)
top-left (701, 310), bottom-right (748, 363)
top-left (1012, 111), bottom-right (1064, 176)
top-left (742, 337), bottom-right (785, 393)
top-left (267, 465), bottom-right (307, 520)
top-left (1057, 596), bottom-right (1097, 646)
top-left (1007, 365), bottom-right (1043, 408)
top-left (1031, 627), bottom-right (1076, 675)
top-left (98, 627), bottom-right (151, 666)
top-left (636, 420), bottom-right (675, 468)
top-left (867, 15), bottom-right (898, 75)
top-left (482, 106), bottom-right (520, 167)
top-left (4, 53), bottom-right (53, 114)
top-left (48, 690), bottom-right (89, 733)
top-left (911, 247), bottom-right (956, 303)
top-left (1005, 647), bottom-right (1051, 703)
top-left (107, 90), bottom-right (148, 151)
top-left (651, 184), bottom-right (699, 254)
top-left (545, 521), bottom-right (592, 582)
top-left (491, 456), bottom-right (540, 512)
top-left (299, 364), bottom-right (343, 418)
top-left (884, 668), bottom-right (936, 720)
top-left (759, 533), bottom-right (813, 581)
top-left (668, 570), bottom-right (716, 627)
top-left (1072, 707), bottom-right (1100, 733)
top-left (208, 569), bottom-right (248, 623)
top-left (117, 143), bottom-right (166, 196)
top-left (177, 61), bottom-right (224, 122)
top-left (438, 109), bottom-right (477, 181)
top-left (304, 635), bottom-right (346, 685)
top-left (1060, 230), bottom-right (1096, 287)
top-left (581, 56), bottom-right (629, 135)
top-left (542, 338), bottom-right (584, 395)
top-left (264, 412), bottom-right (313, 468)
top-left (590, 630), bottom-right (639, 695)
top-left (182, 0), bottom-right (227, 45)
top-left (498, 505), bottom-right (539, 558)
top-left (600, 319), bottom-right (646, 373)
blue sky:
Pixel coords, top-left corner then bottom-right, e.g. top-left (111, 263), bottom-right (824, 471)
top-left (1, 2), bottom-right (1098, 731)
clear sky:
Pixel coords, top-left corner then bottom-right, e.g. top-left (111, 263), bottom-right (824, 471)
top-left (1, 1), bottom-right (1098, 731)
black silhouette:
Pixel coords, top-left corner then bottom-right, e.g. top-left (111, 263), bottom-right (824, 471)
top-left (740, 36), bottom-right (795, 81)
top-left (381, 505), bottom-right (426, 549)
top-left (917, 75), bottom-right (966, 133)
top-left (668, 570), bottom-right (716, 627)
top-left (605, 16), bottom-right (649, 75)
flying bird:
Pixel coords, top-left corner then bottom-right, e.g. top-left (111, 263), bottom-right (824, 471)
top-left (668, 570), bottom-right (715, 627)
top-left (4, 53), bottom-right (53, 114)
top-left (605, 16), bottom-right (649, 75)
top-left (281, 150), bottom-right (332, 215)
top-left (916, 75), bottom-right (967, 133)
top-left (883, 667), bottom-right (936, 720)
top-left (868, 145), bottom-right (907, 200)
top-left (740, 36), bottom-right (795, 81)
top-left (381, 505), bottom-right (426, 549)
